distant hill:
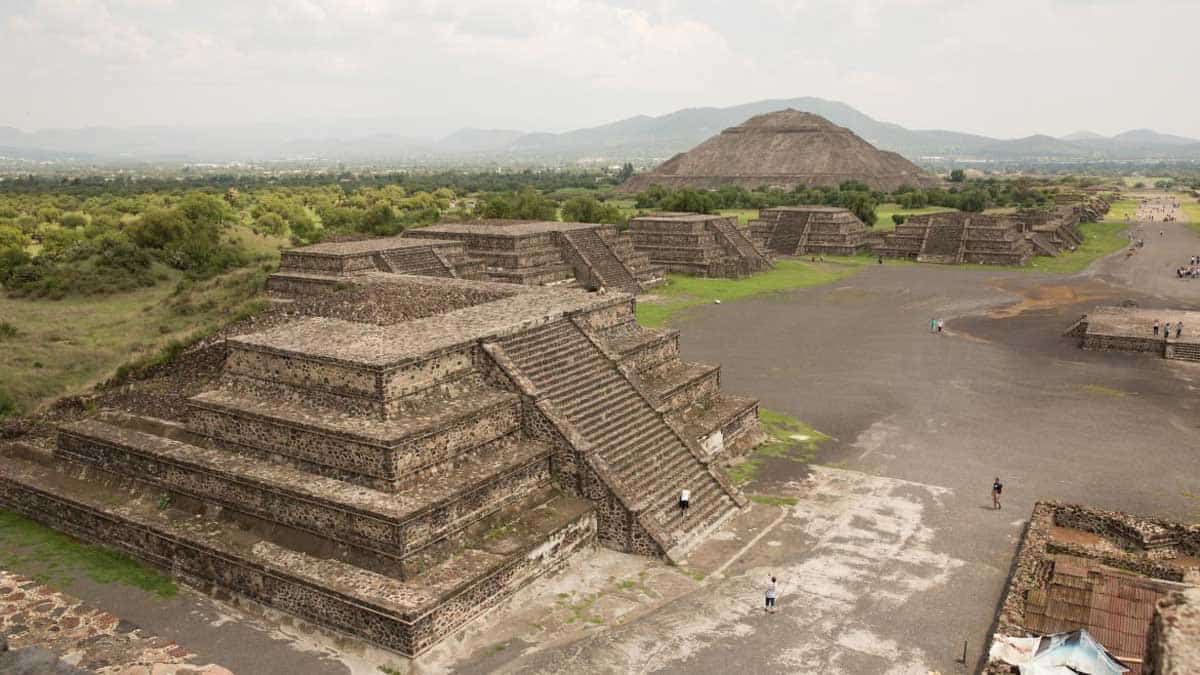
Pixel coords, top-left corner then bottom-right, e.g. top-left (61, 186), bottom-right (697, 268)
top-left (3, 97), bottom-right (1200, 165)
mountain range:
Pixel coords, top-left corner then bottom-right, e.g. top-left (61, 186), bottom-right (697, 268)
top-left (2, 97), bottom-right (1199, 165)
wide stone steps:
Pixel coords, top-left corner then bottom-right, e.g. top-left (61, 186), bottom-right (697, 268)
top-left (0, 448), bottom-right (595, 658)
top-left (379, 249), bottom-right (454, 277)
top-left (55, 418), bottom-right (554, 565)
top-left (496, 319), bottom-right (738, 557)
top-left (1170, 343), bottom-right (1200, 362)
top-left (563, 229), bottom-right (640, 292)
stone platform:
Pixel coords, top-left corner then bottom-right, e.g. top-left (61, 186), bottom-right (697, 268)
top-left (748, 206), bottom-right (870, 256)
top-left (1067, 306), bottom-right (1200, 362)
top-left (272, 236), bottom-right (483, 285)
top-left (5, 267), bottom-right (763, 658)
top-left (407, 220), bottom-right (663, 293)
top-left (627, 213), bottom-right (772, 278)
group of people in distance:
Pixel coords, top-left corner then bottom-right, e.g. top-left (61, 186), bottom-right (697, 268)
top-left (1176, 255), bottom-right (1200, 279)
top-left (1152, 319), bottom-right (1183, 339)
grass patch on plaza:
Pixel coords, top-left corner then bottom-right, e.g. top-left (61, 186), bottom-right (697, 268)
top-left (726, 409), bottom-right (828, 486)
top-left (635, 258), bottom-right (867, 327)
top-left (0, 510), bottom-right (177, 598)
top-left (872, 203), bottom-right (957, 232)
top-left (748, 495), bottom-right (799, 507)
top-left (0, 263), bottom-right (273, 418)
top-left (716, 208), bottom-right (760, 224)
top-left (1081, 384), bottom-right (1128, 398)
top-left (1181, 197), bottom-right (1200, 235)
top-left (1020, 220), bottom-right (1129, 274)
top-left (1104, 199), bottom-right (1140, 224)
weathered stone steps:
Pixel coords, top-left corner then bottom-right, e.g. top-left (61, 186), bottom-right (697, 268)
top-left (0, 451), bottom-right (594, 657)
top-left (496, 319), bottom-right (740, 557)
top-left (56, 419), bottom-right (554, 563)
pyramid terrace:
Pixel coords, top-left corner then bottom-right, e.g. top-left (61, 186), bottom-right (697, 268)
top-left (0, 241), bottom-right (764, 658)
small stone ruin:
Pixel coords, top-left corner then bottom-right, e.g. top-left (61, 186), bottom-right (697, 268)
top-left (408, 220), bottom-right (662, 293)
top-left (747, 206), bottom-right (871, 257)
top-left (874, 211), bottom-right (1036, 265)
top-left (0, 241), bottom-right (764, 658)
top-left (1066, 306), bottom-right (1200, 362)
top-left (626, 212), bottom-right (773, 278)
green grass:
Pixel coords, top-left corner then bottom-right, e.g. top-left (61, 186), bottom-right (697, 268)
top-left (872, 203), bottom-right (957, 232)
top-left (716, 208), bottom-right (759, 224)
top-left (1081, 384), bottom-right (1128, 398)
top-left (0, 229), bottom-right (280, 417)
top-left (748, 495), bottom-right (799, 507)
top-left (1181, 197), bottom-right (1200, 235)
top-left (1103, 199), bottom-right (1139, 224)
top-left (1021, 220), bottom-right (1128, 274)
top-left (726, 409), bottom-right (828, 486)
top-left (635, 258), bottom-right (868, 327)
top-left (0, 510), bottom-right (177, 597)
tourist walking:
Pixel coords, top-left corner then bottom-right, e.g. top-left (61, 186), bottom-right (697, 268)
top-left (937, 319), bottom-right (944, 334)
top-left (992, 477), bottom-right (1003, 510)
top-left (765, 576), bottom-right (778, 613)
top-left (1177, 322), bottom-right (1183, 338)
top-left (1153, 320), bottom-right (1160, 336)
top-left (679, 488), bottom-right (690, 518)
top-left (930, 318), bottom-right (937, 333)
top-left (1164, 322), bottom-right (1172, 339)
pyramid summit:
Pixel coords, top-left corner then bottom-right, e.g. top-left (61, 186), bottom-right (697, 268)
top-left (618, 108), bottom-right (941, 193)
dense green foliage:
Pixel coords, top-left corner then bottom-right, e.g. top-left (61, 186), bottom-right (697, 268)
top-left (474, 186), bottom-right (558, 220)
top-left (633, 177), bottom-right (1057, 225)
top-left (0, 182), bottom-right (455, 297)
top-left (560, 195), bottom-right (624, 224)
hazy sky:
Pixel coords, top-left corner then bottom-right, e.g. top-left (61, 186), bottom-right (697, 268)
top-left (2, 0), bottom-right (1196, 139)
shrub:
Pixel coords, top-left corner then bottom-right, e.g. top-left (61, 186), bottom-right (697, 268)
top-left (892, 214), bottom-right (907, 225)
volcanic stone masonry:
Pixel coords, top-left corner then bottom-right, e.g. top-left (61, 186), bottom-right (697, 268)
top-left (747, 206), bottom-right (871, 256)
top-left (407, 220), bottom-right (663, 294)
top-left (1066, 306), bottom-right (1200, 362)
top-left (627, 212), bottom-right (773, 278)
top-left (986, 501), bottom-right (1199, 673)
top-left (0, 244), bottom-right (763, 658)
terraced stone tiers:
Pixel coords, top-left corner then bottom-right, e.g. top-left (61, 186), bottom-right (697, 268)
top-left (1071, 307), bottom-right (1200, 363)
top-left (57, 419), bottom-right (553, 565)
top-left (409, 221), bottom-right (658, 292)
top-left (749, 206), bottom-right (869, 256)
top-left (0, 448), bottom-right (594, 657)
top-left (187, 383), bottom-right (522, 487)
top-left (629, 213), bottom-right (771, 279)
top-left (276, 236), bottom-right (481, 280)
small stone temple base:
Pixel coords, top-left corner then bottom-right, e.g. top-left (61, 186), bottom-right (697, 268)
top-left (628, 212), bottom-right (772, 278)
top-left (1067, 307), bottom-right (1200, 363)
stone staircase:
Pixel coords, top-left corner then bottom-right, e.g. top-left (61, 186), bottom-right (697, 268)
top-left (562, 229), bottom-right (641, 293)
top-left (709, 218), bottom-right (772, 269)
top-left (917, 224), bottom-right (964, 264)
top-left (767, 218), bottom-right (807, 254)
top-left (1168, 342), bottom-right (1200, 362)
top-left (492, 320), bottom-right (741, 559)
top-left (375, 247), bottom-right (456, 277)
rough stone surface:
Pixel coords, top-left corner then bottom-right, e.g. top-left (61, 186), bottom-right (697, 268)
top-left (618, 109), bottom-right (941, 193)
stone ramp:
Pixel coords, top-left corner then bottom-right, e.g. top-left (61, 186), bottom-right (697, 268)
top-left (491, 319), bottom-right (742, 560)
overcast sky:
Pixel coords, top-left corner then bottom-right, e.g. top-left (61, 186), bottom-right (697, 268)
top-left (2, 0), bottom-right (1196, 139)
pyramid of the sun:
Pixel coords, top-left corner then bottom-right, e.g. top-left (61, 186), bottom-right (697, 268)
top-left (618, 109), bottom-right (941, 193)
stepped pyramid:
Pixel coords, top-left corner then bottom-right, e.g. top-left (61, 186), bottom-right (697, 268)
top-left (618, 109), bottom-right (941, 193)
top-left (0, 244), bottom-right (763, 658)
top-left (628, 212), bottom-right (773, 278)
top-left (408, 221), bottom-right (663, 294)
top-left (873, 212), bottom-right (1034, 265)
top-left (748, 206), bottom-right (870, 256)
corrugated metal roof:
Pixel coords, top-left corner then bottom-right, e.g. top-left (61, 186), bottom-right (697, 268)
top-left (1023, 555), bottom-right (1187, 663)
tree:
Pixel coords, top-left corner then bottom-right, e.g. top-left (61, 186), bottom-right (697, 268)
top-left (617, 162), bottom-right (635, 182)
top-left (842, 192), bottom-right (877, 225)
top-left (949, 169), bottom-right (966, 183)
top-left (0, 225), bottom-right (29, 250)
top-left (255, 212), bottom-right (287, 236)
top-left (660, 189), bottom-right (717, 214)
top-left (892, 214), bottom-right (907, 226)
top-left (561, 195), bottom-right (623, 224)
top-left (477, 187), bottom-right (557, 221)
top-left (958, 190), bottom-right (988, 212)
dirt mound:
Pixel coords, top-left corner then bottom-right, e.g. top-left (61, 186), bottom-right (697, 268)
top-left (618, 109), bottom-right (941, 193)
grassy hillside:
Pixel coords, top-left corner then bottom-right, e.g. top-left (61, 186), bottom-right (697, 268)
top-left (0, 227), bottom-right (283, 418)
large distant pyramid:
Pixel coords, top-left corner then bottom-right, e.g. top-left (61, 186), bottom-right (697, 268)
top-left (618, 109), bottom-right (941, 193)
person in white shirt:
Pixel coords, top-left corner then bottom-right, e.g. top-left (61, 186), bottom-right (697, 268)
top-left (679, 489), bottom-right (690, 517)
top-left (765, 576), bottom-right (778, 613)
